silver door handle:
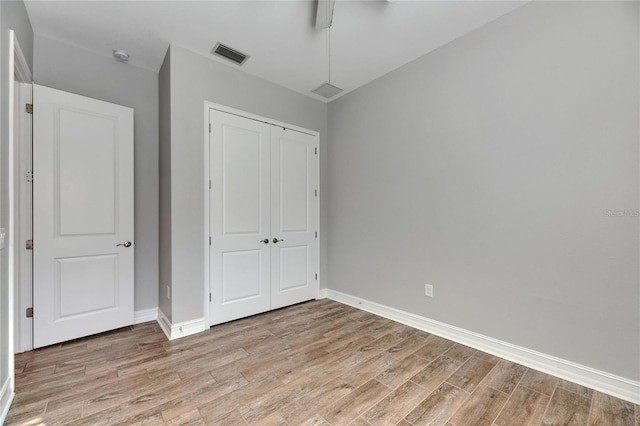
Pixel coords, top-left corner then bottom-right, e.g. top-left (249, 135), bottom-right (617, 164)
top-left (259, 239), bottom-right (269, 244)
top-left (272, 238), bottom-right (284, 244)
top-left (116, 241), bottom-right (132, 248)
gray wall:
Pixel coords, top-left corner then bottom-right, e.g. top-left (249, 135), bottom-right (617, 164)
top-left (1, 0), bottom-right (33, 72)
top-left (33, 35), bottom-right (160, 312)
top-left (163, 45), bottom-right (327, 323)
top-left (0, 0), bottom-right (33, 412)
top-left (327, 1), bottom-right (639, 380)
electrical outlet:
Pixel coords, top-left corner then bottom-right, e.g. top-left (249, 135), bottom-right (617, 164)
top-left (424, 284), bottom-right (433, 298)
top-left (166, 285), bottom-right (171, 300)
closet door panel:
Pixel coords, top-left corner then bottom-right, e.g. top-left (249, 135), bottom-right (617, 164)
top-left (210, 110), bottom-right (271, 325)
top-left (270, 127), bottom-right (319, 309)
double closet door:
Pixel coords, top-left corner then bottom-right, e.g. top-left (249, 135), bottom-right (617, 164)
top-left (209, 109), bottom-right (319, 325)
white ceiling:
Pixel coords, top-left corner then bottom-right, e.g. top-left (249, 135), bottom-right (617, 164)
top-left (24, 0), bottom-right (527, 102)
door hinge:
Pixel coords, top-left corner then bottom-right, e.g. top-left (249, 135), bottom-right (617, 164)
top-left (315, 147), bottom-right (317, 155)
top-left (209, 180), bottom-right (211, 190)
top-left (315, 189), bottom-right (318, 197)
top-left (209, 236), bottom-right (212, 246)
top-left (209, 123), bottom-right (211, 133)
top-left (209, 293), bottom-right (212, 302)
top-left (26, 239), bottom-right (33, 250)
top-left (315, 231), bottom-right (317, 239)
top-left (315, 273), bottom-right (318, 281)
top-left (26, 307), bottom-right (33, 318)
top-left (25, 171), bottom-right (33, 182)
top-left (26, 103), bottom-right (33, 114)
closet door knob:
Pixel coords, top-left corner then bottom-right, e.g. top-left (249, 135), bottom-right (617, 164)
top-left (259, 239), bottom-right (269, 244)
top-left (272, 238), bottom-right (284, 244)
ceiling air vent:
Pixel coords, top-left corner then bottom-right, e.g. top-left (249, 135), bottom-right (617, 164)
top-left (211, 42), bottom-right (250, 66)
top-left (311, 82), bottom-right (343, 99)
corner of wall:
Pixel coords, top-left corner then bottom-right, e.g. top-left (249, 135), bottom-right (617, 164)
top-left (157, 308), bottom-right (205, 341)
top-left (158, 45), bottom-right (173, 320)
top-left (134, 308), bottom-right (158, 325)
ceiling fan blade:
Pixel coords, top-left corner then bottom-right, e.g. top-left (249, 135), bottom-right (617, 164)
top-left (315, 0), bottom-right (335, 30)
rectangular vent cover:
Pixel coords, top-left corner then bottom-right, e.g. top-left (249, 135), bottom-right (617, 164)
top-left (211, 42), bottom-right (249, 65)
top-left (311, 82), bottom-right (343, 99)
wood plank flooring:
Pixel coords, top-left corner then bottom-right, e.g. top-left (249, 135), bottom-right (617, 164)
top-left (6, 299), bottom-right (639, 425)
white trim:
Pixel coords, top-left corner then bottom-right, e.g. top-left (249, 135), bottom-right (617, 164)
top-left (203, 104), bottom-right (210, 329)
top-left (156, 309), bottom-right (172, 340)
top-left (203, 101), bottom-right (321, 327)
top-left (16, 82), bottom-right (32, 353)
top-left (5, 29), bottom-right (18, 398)
top-left (318, 288), bottom-right (329, 299)
top-left (157, 309), bottom-right (206, 341)
top-left (204, 102), bottom-right (319, 138)
top-left (13, 33), bottom-right (32, 354)
top-left (325, 288), bottom-right (640, 405)
top-left (315, 142), bottom-right (321, 301)
top-left (0, 377), bottom-right (14, 425)
top-left (134, 308), bottom-right (158, 324)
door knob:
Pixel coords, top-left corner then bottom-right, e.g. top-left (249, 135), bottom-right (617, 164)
top-left (259, 239), bottom-right (269, 244)
top-left (272, 238), bottom-right (284, 244)
top-left (116, 241), bottom-right (132, 248)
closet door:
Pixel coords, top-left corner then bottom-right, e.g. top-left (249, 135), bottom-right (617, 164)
top-left (270, 127), bottom-right (318, 309)
top-left (210, 110), bottom-right (271, 325)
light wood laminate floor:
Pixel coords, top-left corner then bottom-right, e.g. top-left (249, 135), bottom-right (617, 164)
top-left (6, 299), bottom-right (639, 425)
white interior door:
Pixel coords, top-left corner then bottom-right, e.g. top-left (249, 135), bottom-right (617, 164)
top-left (33, 84), bottom-right (134, 348)
top-left (270, 127), bottom-right (318, 309)
top-left (209, 110), bottom-right (271, 325)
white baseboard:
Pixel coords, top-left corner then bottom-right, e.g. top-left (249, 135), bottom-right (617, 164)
top-left (157, 309), bottom-right (172, 340)
top-left (318, 288), bottom-right (329, 299)
top-left (0, 376), bottom-right (14, 425)
top-left (134, 308), bottom-right (158, 324)
top-left (157, 309), bottom-right (206, 341)
top-left (325, 289), bottom-right (640, 405)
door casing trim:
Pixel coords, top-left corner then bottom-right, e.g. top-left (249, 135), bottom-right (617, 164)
top-left (3, 29), bottom-right (33, 423)
top-left (15, 81), bottom-right (32, 353)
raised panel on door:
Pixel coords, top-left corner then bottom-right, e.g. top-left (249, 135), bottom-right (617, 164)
top-left (210, 110), bottom-right (271, 325)
top-left (33, 84), bottom-right (134, 348)
top-left (270, 127), bottom-right (319, 309)
top-left (56, 255), bottom-right (118, 317)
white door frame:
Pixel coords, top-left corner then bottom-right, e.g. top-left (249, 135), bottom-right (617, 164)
top-left (11, 33), bottom-right (33, 354)
top-left (12, 34), bottom-right (33, 355)
top-left (11, 34), bottom-right (33, 351)
top-left (14, 78), bottom-right (32, 353)
top-left (2, 30), bottom-right (32, 421)
top-left (203, 101), bottom-right (320, 327)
